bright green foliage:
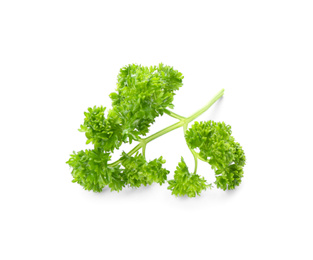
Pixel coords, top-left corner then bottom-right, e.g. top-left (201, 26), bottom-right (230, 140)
top-left (168, 157), bottom-right (210, 197)
top-left (185, 121), bottom-right (246, 191)
top-left (66, 148), bottom-right (125, 192)
top-left (67, 64), bottom-right (245, 197)
top-left (108, 64), bottom-right (183, 141)
top-left (121, 152), bottom-right (169, 188)
top-left (78, 106), bottom-right (124, 152)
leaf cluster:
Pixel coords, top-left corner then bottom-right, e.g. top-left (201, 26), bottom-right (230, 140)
top-left (66, 148), bottom-right (124, 192)
top-left (168, 157), bottom-right (211, 197)
top-left (185, 121), bottom-right (246, 190)
top-left (78, 106), bottom-right (123, 152)
top-left (121, 152), bottom-right (169, 188)
top-left (109, 63), bottom-right (184, 141)
top-left (67, 64), bottom-right (183, 193)
top-left (66, 148), bottom-right (169, 192)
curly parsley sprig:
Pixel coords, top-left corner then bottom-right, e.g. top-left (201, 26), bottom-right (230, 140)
top-left (66, 64), bottom-right (245, 197)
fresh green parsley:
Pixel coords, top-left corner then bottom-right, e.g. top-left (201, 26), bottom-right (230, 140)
top-left (66, 64), bottom-right (246, 197)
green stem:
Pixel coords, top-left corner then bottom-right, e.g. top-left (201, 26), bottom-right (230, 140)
top-left (142, 143), bottom-right (146, 159)
top-left (186, 88), bottom-right (224, 122)
top-left (195, 152), bottom-right (210, 163)
top-left (164, 109), bottom-right (186, 120)
top-left (108, 89), bottom-right (224, 166)
top-left (145, 88), bottom-right (224, 143)
top-left (183, 123), bottom-right (198, 174)
top-left (110, 143), bottom-right (142, 167)
top-left (145, 120), bottom-right (184, 143)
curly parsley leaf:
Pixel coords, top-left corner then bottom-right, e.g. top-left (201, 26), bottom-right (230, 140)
top-left (121, 152), bottom-right (169, 188)
top-left (168, 157), bottom-right (210, 197)
top-left (108, 64), bottom-right (183, 141)
top-left (185, 121), bottom-right (246, 190)
top-left (78, 106), bottom-right (124, 152)
top-left (66, 148), bottom-right (125, 192)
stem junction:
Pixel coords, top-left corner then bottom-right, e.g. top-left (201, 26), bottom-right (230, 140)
top-left (109, 89), bottom-right (224, 168)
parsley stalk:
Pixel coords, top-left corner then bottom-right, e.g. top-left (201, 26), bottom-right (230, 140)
top-left (109, 88), bottom-right (224, 167)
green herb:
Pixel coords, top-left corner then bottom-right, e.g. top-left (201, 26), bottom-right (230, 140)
top-left (66, 64), bottom-right (246, 197)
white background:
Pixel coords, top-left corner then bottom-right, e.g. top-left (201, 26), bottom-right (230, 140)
top-left (1, 1), bottom-right (312, 259)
